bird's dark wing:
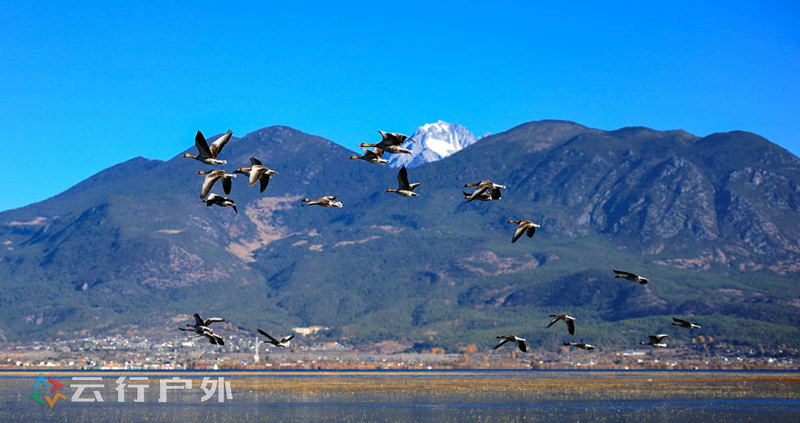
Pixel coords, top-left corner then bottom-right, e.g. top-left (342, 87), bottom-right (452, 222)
top-left (546, 316), bottom-right (561, 328)
top-left (250, 157), bottom-right (263, 166)
top-left (193, 314), bottom-right (204, 327)
top-left (195, 131), bottom-right (212, 156)
top-left (397, 166), bottom-right (410, 190)
top-left (209, 130), bottom-right (233, 158)
top-left (465, 186), bottom-right (489, 203)
top-left (526, 225), bottom-right (537, 238)
top-left (379, 131), bottom-right (401, 146)
top-left (200, 175), bottom-right (218, 199)
top-left (673, 318), bottom-right (689, 325)
top-left (613, 269), bottom-right (635, 278)
top-left (231, 204), bottom-right (238, 215)
top-left (281, 334), bottom-right (296, 343)
top-left (567, 319), bottom-right (575, 335)
top-left (493, 338), bottom-right (510, 350)
top-left (512, 224), bottom-right (526, 243)
top-left (222, 177), bottom-right (232, 195)
top-left (489, 187), bottom-right (502, 200)
top-left (204, 317), bottom-right (225, 326)
top-left (518, 340), bottom-right (527, 352)
top-left (259, 174), bottom-right (270, 192)
top-left (258, 329), bottom-right (279, 344)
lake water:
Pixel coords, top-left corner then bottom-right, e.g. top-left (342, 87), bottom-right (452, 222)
top-left (1, 370), bottom-right (798, 422)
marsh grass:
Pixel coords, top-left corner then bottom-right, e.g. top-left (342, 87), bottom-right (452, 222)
top-left (239, 372), bottom-right (800, 401)
top-left (1, 372), bottom-right (798, 422)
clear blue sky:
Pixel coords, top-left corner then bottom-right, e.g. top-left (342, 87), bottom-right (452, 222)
top-left (2, 1), bottom-right (798, 212)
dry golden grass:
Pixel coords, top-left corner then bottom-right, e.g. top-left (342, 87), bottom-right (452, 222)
top-left (238, 372), bottom-right (800, 401)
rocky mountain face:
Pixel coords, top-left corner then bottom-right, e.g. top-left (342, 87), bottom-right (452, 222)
top-left (388, 121), bottom-right (477, 168)
top-left (1, 121), bottom-right (798, 351)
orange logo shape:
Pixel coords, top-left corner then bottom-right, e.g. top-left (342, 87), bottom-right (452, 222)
top-left (44, 392), bottom-right (67, 409)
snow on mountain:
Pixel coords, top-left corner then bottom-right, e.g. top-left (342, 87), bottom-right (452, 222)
top-left (388, 121), bottom-right (477, 168)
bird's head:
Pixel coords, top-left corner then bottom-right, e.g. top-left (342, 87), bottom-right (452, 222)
top-left (196, 170), bottom-right (211, 175)
top-left (181, 153), bottom-right (195, 158)
top-left (348, 155), bottom-right (360, 160)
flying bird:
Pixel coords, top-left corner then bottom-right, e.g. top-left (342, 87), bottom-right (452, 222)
top-left (258, 329), bottom-right (295, 348)
top-left (613, 269), bottom-right (649, 284)
top-left (349, 147), bottom-right (390, 164)
top-left (547, 314), bottom-right (575, 335)
top-left (197, 169), bottom-right (236, 198)
top-left (301, 195), bottom-right (342, 208)
top-left (672, 317), bottom-right (701, 329)
top-left (385, 166), bottom-right (422, 197)
top-left (493, 334), bottom-right (527, 352)
top-left (235, 157), bottom-right (278, 193)
top-left (202, 193), bottom-right (238, 214)
top-left (563, 342), bottom-right (594, 350)
top-left (358, 131), bottom-right (416, 154)
top-left (507, 220), bottom-right (540, 243)
top-left (178, 314), bottom-right (226, 345)
top-left (181, 130), bottom-right (233, 165)
top-left (178, 313), bottom-right (225, 333)
top-left (463, 180), bottom-right (505, 203)
top-left (641, 334), bottom-right (669, 348)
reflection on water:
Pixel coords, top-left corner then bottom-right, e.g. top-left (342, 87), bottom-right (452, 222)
top-left (1, 371), bottom-right (798, 422)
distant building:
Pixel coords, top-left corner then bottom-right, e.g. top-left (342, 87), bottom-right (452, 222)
top-left (292, 326), bottom-right (328, 336)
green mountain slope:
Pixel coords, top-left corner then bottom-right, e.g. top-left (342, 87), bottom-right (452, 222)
top-left (1, 122), bottom-right (798, 353)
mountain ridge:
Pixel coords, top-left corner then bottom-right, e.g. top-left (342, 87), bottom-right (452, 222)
top-left (1, 120), bottom-right (798, 352)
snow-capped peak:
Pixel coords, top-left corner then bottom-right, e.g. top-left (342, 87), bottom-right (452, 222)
top-left (388, 121), bottom-right (477, 168)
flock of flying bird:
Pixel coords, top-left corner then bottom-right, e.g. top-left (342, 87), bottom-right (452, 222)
top-left (177, 129), bottom-right (704, 358)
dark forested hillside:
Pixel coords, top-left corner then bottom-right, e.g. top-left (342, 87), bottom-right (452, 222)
top-left (1, 122), bottom-right (798, 352)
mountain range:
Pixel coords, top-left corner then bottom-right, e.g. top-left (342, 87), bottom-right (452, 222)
top-left (1, 120), bottom-right (798, 353)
